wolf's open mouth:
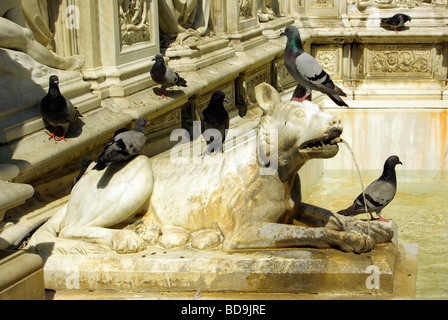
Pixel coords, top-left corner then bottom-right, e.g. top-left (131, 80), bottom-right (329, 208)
top-left (300, 137), bottom-right (342, 151)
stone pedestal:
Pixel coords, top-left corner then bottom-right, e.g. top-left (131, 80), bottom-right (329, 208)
top-left (0, 250), bottom-right (45, 300)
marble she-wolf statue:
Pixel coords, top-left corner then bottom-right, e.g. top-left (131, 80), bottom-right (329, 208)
top-left (28, 83), bottom-right (393, 257)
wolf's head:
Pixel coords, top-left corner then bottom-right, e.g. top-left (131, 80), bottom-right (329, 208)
top-left (255, 83), bottom-right (342, 182)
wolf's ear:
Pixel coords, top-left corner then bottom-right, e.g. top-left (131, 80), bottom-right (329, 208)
top-left (255, 83), bottom-right (282, 115)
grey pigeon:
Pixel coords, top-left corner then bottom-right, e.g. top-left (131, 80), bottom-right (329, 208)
top-left (338, 155), bottom-right (403, 221)
top-left (94, 117), bottom-right (152, 170)
top-left (280, 26), bottom-right (348, 107)
top-left (40, 75), bottom-right (82, 141)
top-left (72, 157), bottom-right (93, 188)
top-left (381, 13), bottom-right (411, 34)
top-left (150, 54), bottom-right (187, 98)
top-left (200, 91), bottom-right (229, 156)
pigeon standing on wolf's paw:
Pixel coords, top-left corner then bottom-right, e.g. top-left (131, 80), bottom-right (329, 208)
top-left (94, 117), bottom-right (153, 170)
top-left (150, 54), bottom-right (187, 98)
top-left (200, 91), bottom-right (229, 157)
top-left (40, 75), bottom-right (82, 141)
top-left (338, 155), bottom-right (403, 221)
top-left (281, 25), bottom-right (348, 107)
top-left (381, 13), bottom-right (411, 34)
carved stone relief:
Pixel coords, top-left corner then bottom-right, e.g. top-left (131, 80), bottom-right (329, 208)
top-left (119, 0), bottom-right (151, 47)
top-left (313, 46), bottom-right (341, 79)
top-left (357, 0), bottom-right (446, 9)
top-left (364, 45), bottom-right (433, 78)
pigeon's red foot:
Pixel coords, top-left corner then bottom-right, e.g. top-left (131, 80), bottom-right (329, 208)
top-left (160, 88), bottom-right (168, 98)
top-left (377, 215), bottom-right (391, 222)
top-left (292, 97), bottom-right (300, 101)
top-left (45, 131), bottom-right (66, 142)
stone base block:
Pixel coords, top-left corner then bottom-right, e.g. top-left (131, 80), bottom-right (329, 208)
top-left (43, 243), bottom-right (400, 296)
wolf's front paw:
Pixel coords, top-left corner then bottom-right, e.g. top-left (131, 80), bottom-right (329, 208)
top-left (110, 229), bottom-right (147, 253)
top-left (337, 230), bottom-right (375, 253)
top-left (344, 218), bottom-right (394, 244)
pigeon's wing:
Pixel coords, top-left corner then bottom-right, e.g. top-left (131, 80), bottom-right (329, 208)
top-left (295, 53), bottom-right (346, 96)
top-left (122, 131), bottom-right (146, 155)
top-left (381, 14), bottom-right (401, 26)
top-left (363, 179), bottom-right (397, 209)
top-left (164, 66), bottom-right (180, 87)
top-left (344, 179), bottom-right (396, 215)
top-left (65, 99), bottom-right (80, 122)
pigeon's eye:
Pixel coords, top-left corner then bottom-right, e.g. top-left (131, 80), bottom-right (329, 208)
top-left (285, 28), bottom-right (289, 32)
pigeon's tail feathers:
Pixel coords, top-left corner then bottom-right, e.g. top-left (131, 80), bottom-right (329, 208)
top-left (177, 75), bottom-right (187, 87)
top-left (337, 205), bottom-right (358, 216)
top-left (328, 93), bottom-right (349, 108)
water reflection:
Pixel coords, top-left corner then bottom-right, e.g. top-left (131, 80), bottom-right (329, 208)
top-left (304, 170), bottom-right (448, 299)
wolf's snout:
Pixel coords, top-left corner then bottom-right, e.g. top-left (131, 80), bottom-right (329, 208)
top-left (328, 118), bottom-right (341, 127)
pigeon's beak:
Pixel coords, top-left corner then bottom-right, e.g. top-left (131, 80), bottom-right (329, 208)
top-left (398, 160), bottom-right (403, 165)
top-left (224, 98), bottom-right (229, 104)
top-left (147, 120), bottom-right (155, 126)
top-left (280, 31), bottom-right (285, 37)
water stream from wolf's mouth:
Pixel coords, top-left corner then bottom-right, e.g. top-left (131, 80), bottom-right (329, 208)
top-left (340, 139), bottom-right (370, 217)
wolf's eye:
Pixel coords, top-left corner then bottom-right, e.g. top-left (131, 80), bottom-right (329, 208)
top-left (295, 109), bottom-right (304, 118)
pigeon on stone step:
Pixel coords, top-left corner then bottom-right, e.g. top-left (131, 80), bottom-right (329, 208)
top-left (381, 13), bottom-right (411, 34)
top-left (93, 117), bottom-right (152, 170)
top-left (338, 155), bottom-right (403, 221)
top-left (150, 54), bottom-right (187, 98)
top-left (40, 75), bottom-right (82, 141)
top-left (280, 25), bottom-right (348, 107)
top-left (200, 91), bottom-right (229, 157)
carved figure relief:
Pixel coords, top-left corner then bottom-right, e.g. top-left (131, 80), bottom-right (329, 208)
top-left (119, 0), bottom-right (151, 47)
top-left (158, 0), bottom-right (212, 49)
top-left (240, 0), bottom-right (254, 19)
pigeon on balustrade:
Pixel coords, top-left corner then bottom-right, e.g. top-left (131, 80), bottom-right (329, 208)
top-left (150, 54), bottom-right (187, 98)
top-left (93, 117), bottom-right (153, 170)
top-left (338, 155), bottom-right (403, 221)
top-left (200, 91), bottom-right (229, 157)
top-left (40, 75), bottom-right (82, 141)
top-left (381, 13), bottom-right (412, 34)
top-left (280, 25), bottom-right (348, 107)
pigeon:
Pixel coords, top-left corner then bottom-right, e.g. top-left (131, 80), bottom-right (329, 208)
top-left (381, 13), bottom-right (411, 34)
top-left (93, 117), bottom-right (153, 170)
top-left (200, 91), bottom-right (229, 156)
top-left (150, 54), bottom-right (187, 98)
top-left (72, 157), bottom-right (93, 188)
top-left (338, 155), bottom-right (403, 221)
top-left (280, 25), bottom-right (348, 107)
top-left (40, 75), bottom-right (82, 141)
